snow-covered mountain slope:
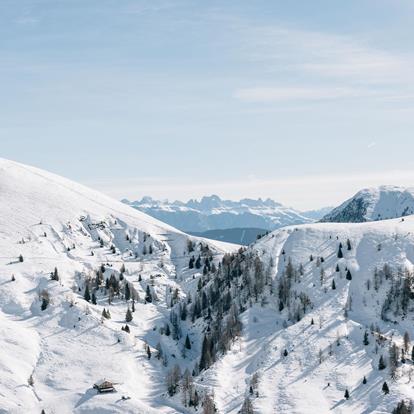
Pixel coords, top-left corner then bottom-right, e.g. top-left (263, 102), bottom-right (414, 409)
top-left (321, 186), bottom-right (414, 223)
top-left (198, 216), bottom-right (414, 413)
top-left (122, 195), bottom-right (325, 233)
top-left (0, 159), bottom-right (236, 414)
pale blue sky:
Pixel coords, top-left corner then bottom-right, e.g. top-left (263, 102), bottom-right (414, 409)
top-left (1, 0), bottom-right (414, 209)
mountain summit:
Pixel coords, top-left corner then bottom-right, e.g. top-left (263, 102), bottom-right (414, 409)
top-left (321, 185), bottom-right (414, 223)
top-left (123, 195), bottom-right (328, 233)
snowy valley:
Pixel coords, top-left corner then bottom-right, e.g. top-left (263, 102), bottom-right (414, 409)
top-left (0, 159), bottom-right (413, 414)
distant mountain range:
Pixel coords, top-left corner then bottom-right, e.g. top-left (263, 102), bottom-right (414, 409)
top-left (189, 227), bottom-right (269, 245)
top-left (321, 185), bottom-right (414, 223)
top-left (122, 195), bottom-right (332, 234)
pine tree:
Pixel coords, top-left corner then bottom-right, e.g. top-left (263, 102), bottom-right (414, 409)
top-left (125, 283), bottom-right (131, 301)
top-left (344, 389), bottom-right (350, 400)
top-left (41, 297), bottom-right (48, 311)
top-left (145, 285), bottom-right (153, 303)
top-left (165, 324), bottom-right (171, 336)
top-left (362, 376), bottom-right (367, 384)
top-left (199, 335), bottom-right (212, 371)
top-left (185, 334), bottom-right (191, 350)
top-left (382, 381), bottom-right (390, 394)
top-left (125, 307), bottom-right (133, 322)
top-left (392, 400), bottom-right (413, 414)
top-left (146, 344), bottom-right (151, 359)
top-left (19, 254), bottom-right (24, 262)
top-left (91, 292), bottom-right (97, 305)
top-left (84, 285), bottom-right (91, 302)
top-left (378, 355), bottom-right (386, 370)
top-left (403, 331), bottom-right (410, 353)
top-left (332, 279), bottom-right (336, 290)
top-left (195, 256), bottom-right (201, 269)
top-left (347, 239), bottom-right (352, 250)
top-left (346, 270), bottom-right (352, 280)
top-left (240, 397), bottom-right (254, 414)
top-left (363, 331), bottom-right (369, 346)
top-left (51, 267), bottom-right (59, 281)
top-left (337, 246), bottom-right (343, 259)
top-left (336, 264), bottom-right (340, 272)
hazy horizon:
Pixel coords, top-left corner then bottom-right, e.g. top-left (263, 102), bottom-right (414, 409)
top-left (2, 1), bottom-right (414, 209)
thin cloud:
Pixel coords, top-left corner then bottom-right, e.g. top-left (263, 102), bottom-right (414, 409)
top-left (234, 86), bottom-right (364, 103)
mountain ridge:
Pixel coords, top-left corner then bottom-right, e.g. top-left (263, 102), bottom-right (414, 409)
top-left (123, 195), bottom-right (330, 233)
top-left (321, 185), bottom-right (414, 223)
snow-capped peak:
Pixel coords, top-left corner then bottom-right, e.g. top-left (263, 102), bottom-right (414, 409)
top-left (321, 185), bottom-right (414, 223)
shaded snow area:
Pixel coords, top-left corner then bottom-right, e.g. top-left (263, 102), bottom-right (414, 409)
top-left (1, 157), bottom-right (413, 414)
top-left (199, 219), bottom-right (414, 413)
top-left (0, 159), bottom-right (236, 414)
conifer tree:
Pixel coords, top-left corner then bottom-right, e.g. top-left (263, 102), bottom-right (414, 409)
top-left (362, 376), bottom-right (367, 384)
top-left (344, 389), bottom-right (350, 400)
top-left (146, 344), bottom-right (151, 359)
top-left (41, 297), bottom-right (48, 311)
top-left (84, 285), bottom-right (91, 302)
top-left (91, 292), bottom-right (97, 305)
top-left (347, 239), bottom-right (352, 250)
top-left (363, 331), bottom-right (369, 346)
top-left (19, 254), bottom-right (24, 262)
top-left (51, 267), bottom-right (59, 281)
top-left (125, 307), bottom-right (133, 322)
top-left (145, 285), bottom-right (153, 303)
top-left (185, 334), bottom-right (191, 350)
top-left (338, 246), bottom-right (343, 259)
top-left (378, 355), bottom-right (386, 370)
top-left (382, 381), bottom-right (390, 394)
top-left (125, 283), bottom-right (131, 301)
top-left (199, 335), bottom-right (212, 371)
top-left (346, 270), bottom-right (352, 280)
top-left (332, 279), bottom-right (336, 290)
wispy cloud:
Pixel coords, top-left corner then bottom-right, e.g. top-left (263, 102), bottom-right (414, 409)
top-left (234, 24), bottom-right (414, 106)
top-left (234, 86), bottom-right (365, 102)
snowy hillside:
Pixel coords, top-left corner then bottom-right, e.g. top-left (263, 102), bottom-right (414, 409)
top-left (197, 216), bottom-right (414, 413)
top-left (1, 159), bottom-right (414, 414)
top-left (321, 186), bottom-right (414, 223)
top-left (0, 159), bottom-right (236, 414)
top-left (122, 195), bottom-right (323, 233)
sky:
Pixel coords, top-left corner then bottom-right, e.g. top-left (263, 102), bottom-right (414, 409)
top-left (1, 0), bottom-right (414, 210)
